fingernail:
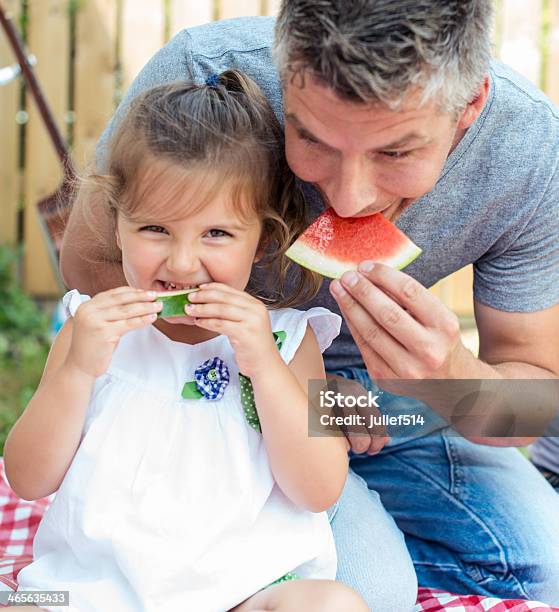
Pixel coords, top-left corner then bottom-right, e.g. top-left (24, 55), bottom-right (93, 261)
top-left (343, 271), bottom-right (360, 288)
top-left (185, 304), bottom-right (195, 312)
top-left (359, 261), bottom-right (375, 273)
top-left (329, 280), bottom-right (346, 297)
top-left (146, 291), bottom-right (157, 298)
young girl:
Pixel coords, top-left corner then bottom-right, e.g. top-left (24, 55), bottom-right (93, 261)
top-left (4, 71), bottom-right (367, 611)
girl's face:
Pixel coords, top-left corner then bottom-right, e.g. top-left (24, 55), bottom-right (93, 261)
top-left (116, 162), bottom-right (263, 340)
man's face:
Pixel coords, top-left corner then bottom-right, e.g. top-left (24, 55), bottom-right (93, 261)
top-left (284, 75), bottom-right (464, 220)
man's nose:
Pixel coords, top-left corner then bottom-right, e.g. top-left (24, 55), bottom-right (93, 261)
top-left (326, 158), bottom-right (380, 218)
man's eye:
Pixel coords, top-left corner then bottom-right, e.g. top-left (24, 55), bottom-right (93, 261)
top-left (299, 131), bottom-right (320, 146)
top-left (207, 229), bottom-right (231, 238)
top-left (381, 150), bottom-right (412, 160)
top-left (140, 225), bottom-right (167, 233)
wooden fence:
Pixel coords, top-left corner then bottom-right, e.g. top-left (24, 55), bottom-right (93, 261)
top-left (1, 0), bottom-right (558, 314)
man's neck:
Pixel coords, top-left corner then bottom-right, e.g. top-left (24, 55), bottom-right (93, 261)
top-left (450, 126), bottom-right (468, 155)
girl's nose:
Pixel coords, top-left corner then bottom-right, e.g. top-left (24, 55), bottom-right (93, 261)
top-left (167, 245), bottom-right (200, 276)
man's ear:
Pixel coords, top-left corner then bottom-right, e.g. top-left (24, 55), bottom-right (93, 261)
top-left (457, 75), bottom-right (490, 130)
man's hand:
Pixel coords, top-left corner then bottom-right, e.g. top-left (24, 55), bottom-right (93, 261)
top-left (329, 262), bottom-right (559, 444)
top-left (324, 374), bottom-right (391, 455)
top-left (329, 262), bottom-right (468, 382)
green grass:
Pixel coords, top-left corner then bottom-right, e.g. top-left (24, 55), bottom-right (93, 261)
top-left (0, 246), bottom-right (52, 455)
top-left (0, 359), bottom-right (47, 453)
top-left (0, 345), bottom-right (49, 455)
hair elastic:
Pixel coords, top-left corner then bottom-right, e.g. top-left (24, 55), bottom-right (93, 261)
top-left (205, 74), bottom-right (220, 87)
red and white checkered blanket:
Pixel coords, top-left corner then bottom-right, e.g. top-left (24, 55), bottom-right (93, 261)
top-left (0, 460), bottom-right (555, 611)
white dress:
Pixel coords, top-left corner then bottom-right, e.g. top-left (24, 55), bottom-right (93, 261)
top-left (17, 290), bottom-right (342, 612)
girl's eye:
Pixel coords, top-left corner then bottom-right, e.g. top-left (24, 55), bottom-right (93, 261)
top-left (140, 225), bottom-right (167, 234)
top-left (206, 229), bottom-right (231, 238)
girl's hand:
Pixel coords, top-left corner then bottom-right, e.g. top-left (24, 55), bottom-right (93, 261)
top-left (186, 283), bottom-right (278, 377)
top-left (65, 287), bottom-right (162, 379)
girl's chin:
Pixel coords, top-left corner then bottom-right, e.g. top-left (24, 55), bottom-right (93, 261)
top-left (161, 315), bottom-right (197, 325)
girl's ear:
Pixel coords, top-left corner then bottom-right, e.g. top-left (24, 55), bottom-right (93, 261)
top-left (254, 236), bottom-right (269, 263)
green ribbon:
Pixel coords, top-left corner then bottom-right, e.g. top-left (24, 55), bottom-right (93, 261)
top-left (239, 330), bottom-right (286, 432)
top-left (181, 330), bottom-right (287, 435)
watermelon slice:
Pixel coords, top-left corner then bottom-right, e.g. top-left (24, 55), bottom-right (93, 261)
top-left (285, 209), bottom-right (421, 278)
top-left (156, 288), bottom-right (199, 318)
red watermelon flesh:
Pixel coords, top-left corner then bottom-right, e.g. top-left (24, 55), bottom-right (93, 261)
top-left (286, 208), bottom-right (421, 279)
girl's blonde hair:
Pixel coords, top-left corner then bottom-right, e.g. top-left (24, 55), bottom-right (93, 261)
top-left (80, 70), bottom-right (321, 308)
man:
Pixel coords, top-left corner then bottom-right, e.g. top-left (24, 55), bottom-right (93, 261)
top-left (60, 1), bottom-right (559, 608)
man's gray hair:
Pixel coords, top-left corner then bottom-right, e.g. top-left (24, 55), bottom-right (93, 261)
top-left (274, 0), bottom-right (494, 114)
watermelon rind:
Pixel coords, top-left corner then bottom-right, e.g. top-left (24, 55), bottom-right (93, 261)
top-left (156, 288), bottom-right (199, 318)
top-left (286, 235), bottom-right (421, 279)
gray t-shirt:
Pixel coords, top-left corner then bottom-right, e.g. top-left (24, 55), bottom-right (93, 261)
top-left (98, 16), bottom-right (559, 372)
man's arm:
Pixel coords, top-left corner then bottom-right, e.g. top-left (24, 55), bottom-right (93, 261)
top-left (329, 263), bottom-right (559, 447)
top-left (475, 300), bottom-right (559, 378)
top-left (59, 186), bottom-right (126, 294)
top-left (469, 299), bottom-right (559, 446)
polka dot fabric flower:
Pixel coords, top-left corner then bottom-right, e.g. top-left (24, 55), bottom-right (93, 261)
top-left (195, 357), bottom-right (230, 401)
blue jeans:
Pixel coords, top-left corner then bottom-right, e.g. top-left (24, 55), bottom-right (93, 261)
top-left (328, 367), bottom-right (559, 608)
top-left (533, 464), bottom-right (559, 493)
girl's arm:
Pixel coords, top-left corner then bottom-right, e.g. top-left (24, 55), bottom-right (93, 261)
top-left (4, 319), bottom-right (95, 500)
top-left (187, 283), bottom-right (349, 513)
top-left (4, 288), bottom-right (162, 500)
top-left (250, 326), bottom-right (348, 513)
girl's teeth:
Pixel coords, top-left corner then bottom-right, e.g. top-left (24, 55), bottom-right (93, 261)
top-left (164, 282), bottom-right (195, 290)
